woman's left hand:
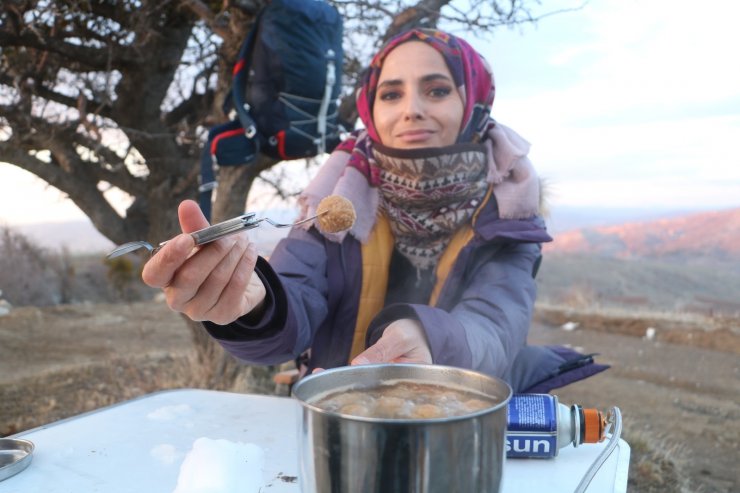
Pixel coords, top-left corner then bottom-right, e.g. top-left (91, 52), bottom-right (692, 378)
top-left (351, 319), bottom-right (432, 365)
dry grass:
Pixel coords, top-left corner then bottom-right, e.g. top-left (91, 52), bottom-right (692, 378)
top-left (1, 354), bottom-right (190, 436)
top-left (534, 302), bottom-right (740, 354)
top-left (624, 431), bottom-right (694, 493)
top-left (537, 300), bottom-right (739, 330)
top-left (0, 353), bottom-right (288, 437)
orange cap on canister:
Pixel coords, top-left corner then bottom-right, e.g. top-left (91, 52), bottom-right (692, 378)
top-left (582, 408), bottom-right (607, 443)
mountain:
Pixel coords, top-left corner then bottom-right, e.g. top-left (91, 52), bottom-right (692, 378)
top-left (544, 205), bottom-right (695, 234)
top-left (11, 207), bottom-right (740, 260)
top-left (544, 207), bottom-right (740, 260)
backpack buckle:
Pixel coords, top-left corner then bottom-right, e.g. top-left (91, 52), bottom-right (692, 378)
top-left (198, 181), bottom-right (218, 193)
top-left (244, 125), bottom-right (257, 139)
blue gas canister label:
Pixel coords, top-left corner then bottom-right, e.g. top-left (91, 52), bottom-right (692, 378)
top-left (506, 394), bottom-right (559, 458)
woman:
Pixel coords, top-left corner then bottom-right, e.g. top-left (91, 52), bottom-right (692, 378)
top-left (143, 29), bottom-right (606, 392)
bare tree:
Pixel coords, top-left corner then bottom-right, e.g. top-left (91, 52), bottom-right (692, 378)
top-left (0, 0), bottom-right (569, 390)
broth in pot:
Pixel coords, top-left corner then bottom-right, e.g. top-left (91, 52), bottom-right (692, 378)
top-left (309, 379), bottom-right (497, 419)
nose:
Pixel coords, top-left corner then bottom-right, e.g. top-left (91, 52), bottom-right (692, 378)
top-left (402, 92), bottom-right (425, 120)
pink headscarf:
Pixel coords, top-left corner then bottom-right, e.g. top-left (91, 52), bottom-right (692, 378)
top-left (337, 28), bottom-right (496, 185)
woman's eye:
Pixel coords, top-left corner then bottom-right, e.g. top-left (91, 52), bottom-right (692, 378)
top-left (378, 90), bottom-right (401, 101)
top-left (429, 86), bottom-right (452, 98)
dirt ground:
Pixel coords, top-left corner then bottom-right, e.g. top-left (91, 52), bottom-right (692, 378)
top-left (528, 322), bottom-right (740, 493)
top-left (1, 301), bottom-right (738, 492)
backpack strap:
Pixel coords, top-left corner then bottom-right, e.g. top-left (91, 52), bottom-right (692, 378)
top-left (231, 14), bottom-right (262, 153)
top-left (199, 120), bottom-right (257, 220)
top-left (199, 145), bottom-right (216, 220)
top-left (316, 49), bottom-right (337, 154)
top-left (200, 13), bottom-right (263, 221)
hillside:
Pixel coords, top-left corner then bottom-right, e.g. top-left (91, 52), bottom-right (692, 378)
top-left (536, 254), bottom-right (740, 316)
top-left (545, 207), bottom-right (740, 260)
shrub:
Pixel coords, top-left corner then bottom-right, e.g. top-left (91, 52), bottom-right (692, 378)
top-left (103, 255), bottom-right (138, 301)
top-left (0, 225), bottom-right (156, 306)
top-left (0, 226), bottom-right (60, 306)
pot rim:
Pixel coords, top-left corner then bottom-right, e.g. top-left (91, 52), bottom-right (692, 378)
top-left (291, 363), bottom-right (512, 424)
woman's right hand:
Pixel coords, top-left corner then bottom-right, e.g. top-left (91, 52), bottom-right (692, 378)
top-left (351, 319), bottom-right (432, 366)
top-left (141, 200), bottom-right (266, 325)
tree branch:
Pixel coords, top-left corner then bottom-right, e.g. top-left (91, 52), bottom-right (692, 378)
top-left (68, 134), bottom-right (147, 197)
top-left (0, 30), bottom-right (138, 72)
top-left (0, 139), bottom-right (132, 241)
top-left (0, 143), bottom-right (66, 192)
top-left (0, 74), bottom-right (114, 121)
top-left (383, 0), bottom-right (450, 41)
top-left (179, 0), bottom-right (231, 40)
top-left (164, 88), bottom-right (216, 127)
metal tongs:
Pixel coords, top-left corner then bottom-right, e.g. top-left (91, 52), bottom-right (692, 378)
top-left (107, 211), bottom-right (324, 258)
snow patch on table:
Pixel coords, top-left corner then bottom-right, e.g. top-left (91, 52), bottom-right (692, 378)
top-left (150, 443), bottom-right (181, 465)
top-left (147, 404), bottom-right (193, 421)
top-left (172, 437), bottom-right (265, 493)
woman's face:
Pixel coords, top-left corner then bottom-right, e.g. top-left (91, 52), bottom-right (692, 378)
top-left (372, 41), bottom-right (464, 148)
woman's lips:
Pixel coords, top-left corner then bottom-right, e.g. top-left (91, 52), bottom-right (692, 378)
top-left (396, 129), bottom-right (434, 143)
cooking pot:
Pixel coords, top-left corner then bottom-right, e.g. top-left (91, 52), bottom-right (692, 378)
top-left (292, 363), bottom-right (512, 493)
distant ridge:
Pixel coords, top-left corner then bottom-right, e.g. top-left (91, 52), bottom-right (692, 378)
top-left (545, 207), bottom-right (740, 259)
top-left (13, 220), bottom-right (115, 254)
top-left (8, 210), bottom-right (297, 255)
top-left (11, 207), bottom-right (740, 259)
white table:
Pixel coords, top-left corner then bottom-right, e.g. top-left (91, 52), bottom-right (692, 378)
top-left (0, 389), bottom-right (629, 492)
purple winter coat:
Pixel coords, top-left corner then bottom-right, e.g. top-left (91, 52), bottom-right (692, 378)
top-left (203, 196), bottom-right (608, 393)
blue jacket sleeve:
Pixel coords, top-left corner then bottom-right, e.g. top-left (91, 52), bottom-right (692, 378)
top-left (202, 228), bottom-right (329, 365)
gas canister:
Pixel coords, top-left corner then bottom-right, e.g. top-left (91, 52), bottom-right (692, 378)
top-left (506, 393), bottom-right (607, 459)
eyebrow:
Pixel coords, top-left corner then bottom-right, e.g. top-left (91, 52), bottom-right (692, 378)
top-left (377, 73), bottom-right (453, 88)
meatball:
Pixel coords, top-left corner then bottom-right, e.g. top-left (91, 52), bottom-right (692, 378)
top-left (339, 403), bottom-right (373, 417)
top-left (410, 403), bottom-right (444, 419)
top-left (316, 195), bottom-right (356, 233)
top-left (375, 396), bottom-right (409, 418)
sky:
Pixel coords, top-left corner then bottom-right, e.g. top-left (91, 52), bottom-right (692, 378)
top-left (472, 0), bottom-right (740, 211)
top-left (1, 0), bottom-right (739, 226)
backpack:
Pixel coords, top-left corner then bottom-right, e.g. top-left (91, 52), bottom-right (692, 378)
top-left (199, 0), bottom-right (345, 219)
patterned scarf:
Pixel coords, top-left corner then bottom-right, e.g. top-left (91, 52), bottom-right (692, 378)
top-left (373, 142), bottom-right (488, 269)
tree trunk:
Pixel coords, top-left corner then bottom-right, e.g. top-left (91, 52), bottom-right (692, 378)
top-left (184, 156), bottom-right (281, 393)
top-left (184, 318), bottom-right (279, 394)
